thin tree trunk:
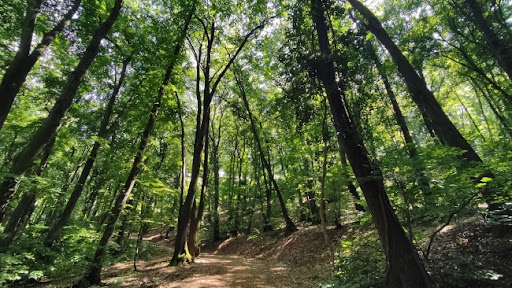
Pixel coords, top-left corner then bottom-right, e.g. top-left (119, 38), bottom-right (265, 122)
top-left (464, 0), bottom-right (512, 82)
top-left (79, 4), bottom-right (195, 283)
top-left (0, 132), bottom-right (57, 251)
top-left (319, 100), bottom-right (335, 270)
top-left (170, 18), bottom-right (267, 265)
top-left (454, 91), bottom-right (486, 141)
top-left (83, 68), bottom-right (164, 285)
top-left (338, 138), bottom-right (365, 212)
top-left (365, 41), bottom-right (431, 197)
top-left (0, 0), bottom-right (81, 130)
top-left (227, 133), bottom-right (238, 232)
top-left (471, 78), bottom-right (512, 138)
top-left (0, 0), bottom-right (121, 221)
top-left (175, 92), bottom-right (186, 208)
top-left (44, 151), bottom-right (86, 228)
top-left (262, 159), bottom-right (273, 231)
top-left (311, 1), bottom-right (432, 287)
top-left (236, 75), bottom-right (297, 233)
top-left (211, 108), bottom-right (223, 240)
top-left (448, 43), bottom-right (512, 110)
top-left (45, 56), bottom-right (130, 246)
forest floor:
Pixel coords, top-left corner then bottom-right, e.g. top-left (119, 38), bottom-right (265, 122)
top-left (37, 215), bottom-right (512, 288)
top-left (99, 226), bottom-right (340, 288)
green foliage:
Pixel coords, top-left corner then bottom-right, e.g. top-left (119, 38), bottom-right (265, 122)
top-left (0, 252), bottom-right (43, 285)
top-left (333, 232), bottom-right (385, 288)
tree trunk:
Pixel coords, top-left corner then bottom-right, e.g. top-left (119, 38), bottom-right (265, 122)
top-left (171, 107), bottom-right (208, 265)
top-left (319, 100), bottom-right (335, 269)
top-left (0, 0), bottom-right (121, 222)
top-left (45, 56), bottom-right (130, 246)
top-left (236, 75), bottom-right (297, 233)
top-left (211, 109), bottom-right (223, 240)
top-left (347, 0), bottom-right (482, 163)
top-left (187, 115), bottom-right (210, 259)
top-left (464, 0), bottom-right (512, 82)
top-left (0, 131), bottom-right (57, 251)
top-left (170, 17), bottom-right (267, 265)
top-left (78, 3), bottom-right (197, 283)
top-left (83, 66), bottom-right (167, 285)
top-left (338, 134), bottom-right (365, 212)
top-left (175, 91), bottom-right (186, 209)
top-left (311, 1), bottom-right (432, 287)
top-left (171, 24), bottom-right (210, 264)
top-left (366, 41), bottom-right (431, 197)
top-left (0, 0), bottom-right (81, 130)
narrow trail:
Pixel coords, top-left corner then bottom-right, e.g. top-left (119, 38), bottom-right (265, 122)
top-left (102, 232), bottom-right (321, 288)
top-left (106, 253), bottom-right (311, 288)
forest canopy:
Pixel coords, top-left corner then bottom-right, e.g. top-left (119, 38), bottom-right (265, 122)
top-left (0, 0), bottom-right (511, 287)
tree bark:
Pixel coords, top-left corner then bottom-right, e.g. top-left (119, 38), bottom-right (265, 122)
top-left (187, 114), bottom-right (210, 258)
top-left (45, 57), bottom-right (130, 246)
top-left (0, 0), bottom-right (121, 222)
top-left (311, 1), bottom-right (432, 287)
top-left (0, 0), bottom-right (81, 130)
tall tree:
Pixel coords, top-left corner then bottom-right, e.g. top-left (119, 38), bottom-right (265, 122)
top-left (170, 17), bottom-right (268, 265)
top-left (463, 0), bottom-right (512, 82)
top-left (0, 0), bottom-right (81, 130)
top-left (77, 2), bottom-right (196, 285)
top-left (210, 105), bottom-right (224, 240)
top-left (346, 0), bottom-right (482, 163)
top-left (0, 0), bottom-right (123, 222)
top-left (44, 56), bottom-right (131, 246)
top-left (310, 0), bottom-right (432, 286)
top-left (236, 73), bottom-right (297, 233)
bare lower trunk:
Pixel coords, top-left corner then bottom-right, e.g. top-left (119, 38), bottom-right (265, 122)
top-left (187, 118), bottom-right (210, 258)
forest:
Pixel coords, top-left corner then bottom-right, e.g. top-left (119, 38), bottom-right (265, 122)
top-left (0, 0), bottom-right (511, 287)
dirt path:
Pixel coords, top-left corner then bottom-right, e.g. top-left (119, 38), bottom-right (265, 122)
top-left (104, 253), bottom-right (319, 288)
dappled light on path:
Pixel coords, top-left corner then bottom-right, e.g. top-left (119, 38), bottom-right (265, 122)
top-left (105, 253), bottom-right (310, 288)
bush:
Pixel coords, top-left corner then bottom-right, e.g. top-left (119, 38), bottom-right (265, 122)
top-left (333, 233), bottom-right (385, 288)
